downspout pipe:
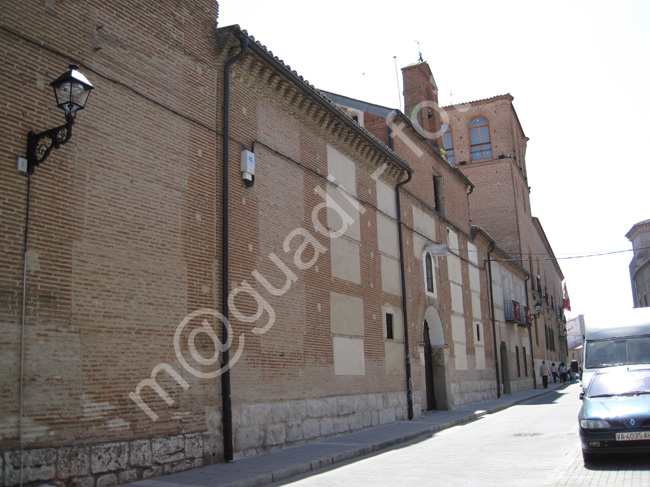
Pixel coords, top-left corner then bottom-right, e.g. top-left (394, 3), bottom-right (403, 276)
top-left (19, 174), bottom-right (32, 487)
top-left (524, 275), bottom-right (537, 389)
top-left (221, 28), bottom-right (248, 463)
top-left (396, 169), bottom-right (414, 420)
top-left (486, 244), bottom-right (501, 397)
top-left (388, 116), bottom-right (414, 420)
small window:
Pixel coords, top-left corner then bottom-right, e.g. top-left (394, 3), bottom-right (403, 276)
top-left (425, 252), bottom-right (435, 295)
top-left (386, 313), bottom-right (394, 339)
top-left (433, 176), bottom-right (444, 214)
top-left (476, 323), bottom-right (481, 342)
top-left (523, 347), bottom-right (528, 376)
top-left (441, 124), bottom-right (454, 164)
top-left (469, 117), bottom-right (492, 160)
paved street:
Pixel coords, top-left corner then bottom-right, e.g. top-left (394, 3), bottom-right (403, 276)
top-left (274, 383), bottom-right (650, 487)
top-left (125, 382), bottom-right (650, 487)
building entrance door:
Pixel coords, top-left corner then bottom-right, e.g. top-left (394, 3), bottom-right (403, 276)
top-left (424, 321), bottom-right (436, 410)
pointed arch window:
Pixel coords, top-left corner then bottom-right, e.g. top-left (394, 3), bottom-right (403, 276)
top-left (470, 117), bottom-right (492, 160)
top-left (424, 251), bottom-right (436, 296)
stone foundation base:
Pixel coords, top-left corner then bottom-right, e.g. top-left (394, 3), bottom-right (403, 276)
top-left (2, 432), bottom-right (221, 487)
top-left (2, 391), bottom-right (414, 486)
top-left (233, 391), bottom-right (412, 458)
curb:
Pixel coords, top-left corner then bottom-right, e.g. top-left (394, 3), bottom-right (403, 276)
top-left (222, 383), bottom-right (571, 487)
top-left (128, 383), bottom-right (572, 487)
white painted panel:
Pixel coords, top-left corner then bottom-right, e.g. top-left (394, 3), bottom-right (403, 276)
top-left (468, 242), bottom-right (479, 266)
top-left (446, 229), bottom-right (462, 284)
top-left (450, 282), bottom-right (464, 314)
top-left (377, 213), bottom-right (399, 258)
top-left (381, 255), bottom-right (402, 296)
top-left (475, 345), bottom-right (486, 370)
top-left (326, 184), bottom-right (360, 241)
top-left (451, 314), bottom-right (466, 344)
top-left (471, 291), bottom-right (482, 320)
top-left (376, 179), bottom-right (396, 219)
top-left (469, 263), bottom-right (480, 293)
top-left (454, 340), bottom-right (468, 370)
top-left (327, 145), bottom-right (356, 196)
top-left (331, 237), bottom-right (361, 284)
top-left (385, 341), bottom-right (405, 375)
top-left (412, 205), bottom-right (436, 241)
top-left (333, 336), bottom-right (365, 375)
top-left (330, 292), bottom-right (364, 336)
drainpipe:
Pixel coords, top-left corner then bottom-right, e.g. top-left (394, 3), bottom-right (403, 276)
top-left (388, 116), bottom-right (414, 420)
top-left (19, 174), bottom-right (32, 487)
top-left (524, 275), bottom-right (537, 389)
top-left (396, 169), bottom-right (414, 420)
top-left (221, 28), bottom-right (248, 463)
top-left (486, 244), bottom-right (501, 397)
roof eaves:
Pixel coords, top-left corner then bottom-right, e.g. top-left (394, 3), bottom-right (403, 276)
top-left (442, 93), bottom-right (513, 110)
top-left (218, 25), bottom-right (412, 175)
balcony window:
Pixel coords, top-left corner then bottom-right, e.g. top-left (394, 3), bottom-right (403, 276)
top-left (505, 300), bottom-right (520, 322)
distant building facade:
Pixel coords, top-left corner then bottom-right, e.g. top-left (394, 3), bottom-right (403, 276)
top-left (435, 78), bottom-right (568, 376)
top-left (627, 219), bottom-right (650, 308)
top-left (567, 315), bottom-right (585, 367)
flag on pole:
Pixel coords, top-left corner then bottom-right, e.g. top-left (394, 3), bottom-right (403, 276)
top-left (563, 282), bottom-right (571, 311)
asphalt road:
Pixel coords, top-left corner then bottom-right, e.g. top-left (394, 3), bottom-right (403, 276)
top-left (274, 383), bottom-right (650, 487)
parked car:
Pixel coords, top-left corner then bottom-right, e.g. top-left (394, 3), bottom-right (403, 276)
top-left (578, 366), bottom-right (650, 462)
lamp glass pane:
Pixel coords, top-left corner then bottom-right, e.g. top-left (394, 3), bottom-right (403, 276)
top-left (54, 81), bottom-right (90, 115)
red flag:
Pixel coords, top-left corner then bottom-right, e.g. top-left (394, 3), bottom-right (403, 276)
top-left (563, 282), bottom-right (571, 311)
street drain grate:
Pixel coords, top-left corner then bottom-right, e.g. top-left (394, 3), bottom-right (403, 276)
top-left (513, 432), bottom-right (543, 437)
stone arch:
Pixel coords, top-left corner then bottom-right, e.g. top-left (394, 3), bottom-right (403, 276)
top-left (424, 306), bottom-right (444, 346)
top-left (419, 306), bottom-right (450, 410)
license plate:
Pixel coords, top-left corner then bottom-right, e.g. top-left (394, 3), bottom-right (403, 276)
top-left (616, 431), bottom-right (650, 441)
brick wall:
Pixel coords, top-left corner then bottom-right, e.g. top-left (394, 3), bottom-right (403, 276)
top-left (1, 3), bottom-right (436, 484)
top-left (1, 4), bottom-right (564, 487)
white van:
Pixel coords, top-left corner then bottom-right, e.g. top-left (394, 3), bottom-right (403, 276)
top-left (582, 307), bottom-right (650, 389)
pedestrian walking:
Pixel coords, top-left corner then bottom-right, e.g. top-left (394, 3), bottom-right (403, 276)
top-left (539, 360), bottom-right (551, 388)
top-left (550, 362), bottom-right (558, 384)
top-left (559, 362), bottom-right (568, 383)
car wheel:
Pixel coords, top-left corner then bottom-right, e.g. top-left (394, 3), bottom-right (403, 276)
top-left (582, 450), bottom-right (597, 463)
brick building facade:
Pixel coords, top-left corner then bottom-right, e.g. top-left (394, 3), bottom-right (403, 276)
top-left (0, 2), bottom-right (567, 486)
top-left (328, 61), bottom-right (568, 397)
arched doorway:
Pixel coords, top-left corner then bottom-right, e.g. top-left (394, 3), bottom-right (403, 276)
top-left (420, 307), bottom-right (450, 410)
top-left (423, 322), bottom-right (436, 410)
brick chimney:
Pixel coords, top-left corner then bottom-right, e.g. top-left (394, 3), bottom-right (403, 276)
top-left (402, 62), bottom-right (441, 145)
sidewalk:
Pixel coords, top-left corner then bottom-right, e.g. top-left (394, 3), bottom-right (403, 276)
top-left (124, 382), bottom-right (569, 487)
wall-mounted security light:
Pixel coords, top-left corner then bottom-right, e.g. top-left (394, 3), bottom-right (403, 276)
top-left (20, 65), bottom-right (94, 175)
top-left (240, 149), bottom-right (255, 187)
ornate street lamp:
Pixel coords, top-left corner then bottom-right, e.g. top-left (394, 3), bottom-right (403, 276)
top-left (25, 65), bottom-right (94, 175)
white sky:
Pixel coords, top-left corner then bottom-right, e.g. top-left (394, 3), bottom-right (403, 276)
top-left (217, 0), bottom-right (650, 321)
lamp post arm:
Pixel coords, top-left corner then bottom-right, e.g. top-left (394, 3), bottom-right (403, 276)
top-left (26, 120), bottom-right (73, 175)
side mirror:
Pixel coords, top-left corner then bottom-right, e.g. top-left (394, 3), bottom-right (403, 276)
top-left (579, 392), bottom-right (585, 400)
